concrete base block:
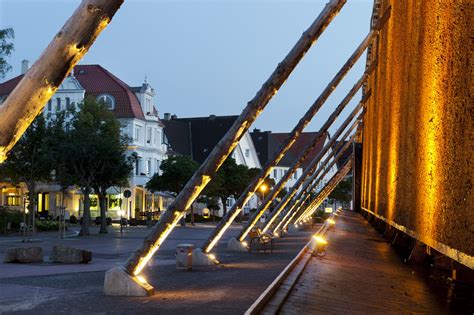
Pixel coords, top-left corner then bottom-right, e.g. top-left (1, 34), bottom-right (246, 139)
top-left (103, 267), bottom-right (154, 296)
top-left (192, 248), bottom-right (218, 266)
top-left (227, 237), bottom-right (248, 252)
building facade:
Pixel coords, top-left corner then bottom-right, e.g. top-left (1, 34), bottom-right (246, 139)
top-left (250, 128), bottom-right (336, 194)
top-left (0, 63), bottom-right (167, 220)
top-left (163, 114), bottom-right (262, 216)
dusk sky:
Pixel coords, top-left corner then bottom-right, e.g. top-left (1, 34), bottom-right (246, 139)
top-left (0, 0), bottom-right (372, 134)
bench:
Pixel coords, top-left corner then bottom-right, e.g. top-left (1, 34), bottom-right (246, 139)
top-left (248, 228), bottom-right (274, 253)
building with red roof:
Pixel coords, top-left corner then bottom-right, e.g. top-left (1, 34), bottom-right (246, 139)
top-left (0, 63), bottom-right (168, 220)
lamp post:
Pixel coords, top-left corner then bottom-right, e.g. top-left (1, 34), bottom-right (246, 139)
top-left (259, 184), bottom-right (268, 204)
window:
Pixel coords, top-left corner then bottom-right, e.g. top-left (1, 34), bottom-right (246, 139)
top-left (146, 127), bottom-right (152, 144)
top-left (145, 98), bottom-right (152, 114)
top-left (47, 100), bottom-right (52, 111)
top-left (294, 172), bottom-right (297, 180)
top-left (6, 195), bottom-right (20, 206)
top-left (147, 159), bottom-right (151, 174)
top-left (245, 149), bottom-right (250, 158)
top-left (96, 94), bottom-right (115, 110)
top-left (273, 169), bottom-right (277, 178)
top-left (155, 130), bottom-right (159, 145)
top-left (56, 98), bottom-right (61, 111)
top-left (66, 97), bottom-right (70, 110)
top-left (135, 159), bottom-right (140, 176)
top-left (134, 126), bottom-right (141, 142)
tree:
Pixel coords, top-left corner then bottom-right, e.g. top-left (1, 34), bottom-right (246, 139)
top-left (48, 111), bottom-right (74, 238)
top-left (64, 97), bottom-right (129, 236)
top-left (203, 158), bottom-right (252, 217)
top-left (0, 28), bottom-right (14, 79)
top-left (0, 115), bottom-right (53, 232)
top-left (146, 155), bottom-right (199, 223)
top-left (92, 144), bottom-right (132, 234)
top-left (328, 177), bottom-right (352, 208)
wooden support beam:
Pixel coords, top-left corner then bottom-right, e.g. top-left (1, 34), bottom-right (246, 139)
top-left (272, 113), bottom-right (364, 234)
top-left (237, 66), bottom-right (373, 242)
top-left (284, 135), bottom-right (357, 229)
top-left (261, 106), bottom-right (364, 234)
top-left (295, 158), bottom-right (353, 224)
top-left (122, 0), bottom-right (347, 277)
top-left (201, 25), bottom-right (376, 253)
top-left (0, 0), bottom-right (124, 162)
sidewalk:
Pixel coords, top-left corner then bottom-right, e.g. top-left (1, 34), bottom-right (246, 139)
top-left (278, 211), bottom-right (473, 314)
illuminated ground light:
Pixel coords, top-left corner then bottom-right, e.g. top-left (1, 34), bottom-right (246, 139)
top-left (207, 253), bottom-right (219, 264)
top-left (135, 275), bottom-right (148, 285)
top-left (313, 235), bottom-right (328, 257)
top-left (313, 235), bottom-right (328, 245)
top-left (241, 241), bottom-right (248, 248)
top-left (327, 218), bottom-right (336, 226)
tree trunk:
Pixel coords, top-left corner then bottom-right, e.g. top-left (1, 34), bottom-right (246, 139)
top-left (27, 182), bottom-right (36, 238)
top-left (80, 186), bottom-right (91, 236)
top-left (221, 197), bottom-right (227, 217)
top-left (98, 189), bottom-right (108, 234)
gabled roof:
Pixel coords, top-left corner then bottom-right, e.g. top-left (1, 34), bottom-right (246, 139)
top-left (251, 129), bottom-right (328, 171)
top-left (0, 75), bottom-right (23, 98)
top-left (0, 64), bottom-right (163, 123)
top-left (74, 65), bottom-right (145, 120)
top-left (163, 115), bottom-right (238, 164)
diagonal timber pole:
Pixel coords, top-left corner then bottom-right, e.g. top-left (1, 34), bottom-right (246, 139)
top-left (298, 158), bottom-right (354, 223)
top-left (299, 157), bottom-right (353, 222)
top-left (237, 75), bottom-right (365, 242)
top-left (272, 130), bottom-right (355, 234)
top-left (0, 0), bottom-right (124, 163)
top-left (262, 110), bottom-right (363, 234)
top-left (296, 149), bottom-right (357, 224)
top-left (237, 65), bottom-right (373, 243)
top-left (201, 24), bottom-right (377, 254)
top-left (118, 0), bottom-right (347, 280)
top-left (280, 133), bottom-right (358, 231)
top-left (291, 157), bottom-right (353, 228)
top-left (272, 111), bottom-right (365, 233)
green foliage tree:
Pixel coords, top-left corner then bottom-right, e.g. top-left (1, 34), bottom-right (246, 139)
top-left (203, 158), bottom-right (253, 217)
top-left (328, 177), bottom-right (352, 208)
top-left (63, 97), bottom-right (130, 236)
top-left (0, 28), bottom-right (14, 79)
top-left (146, 155), bottom-right (199, 223)
top-left (0, 115), bottom-right (53, 231)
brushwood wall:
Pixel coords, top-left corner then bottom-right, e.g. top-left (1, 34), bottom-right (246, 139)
top-left (361, 0), bottom-right (473, 267)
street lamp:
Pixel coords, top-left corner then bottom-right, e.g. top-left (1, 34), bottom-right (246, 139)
top-left (259, 184), bottom-right (268, 200)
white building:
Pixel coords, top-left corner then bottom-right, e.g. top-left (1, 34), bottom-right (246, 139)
top-left (0, 63), bottom-right (167, 220)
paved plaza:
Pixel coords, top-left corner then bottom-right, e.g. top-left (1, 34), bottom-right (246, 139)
top-left (0, 223), bottom-right (315, 314)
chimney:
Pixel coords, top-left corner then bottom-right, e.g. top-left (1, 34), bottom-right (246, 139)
top-left (21, 60), bottom-right (29, 74)
top-left (253, 128), bottom-right (261, 133)
top-left (209, 114), bottom-right (216, 121)
top-left (163, 113), bottom-right (171, 120)
top-left (171, 114), bottom-right (177, 120)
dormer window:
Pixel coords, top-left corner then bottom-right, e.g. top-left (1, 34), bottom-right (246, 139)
top-left (97, 94), bottom-right (115, 110)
